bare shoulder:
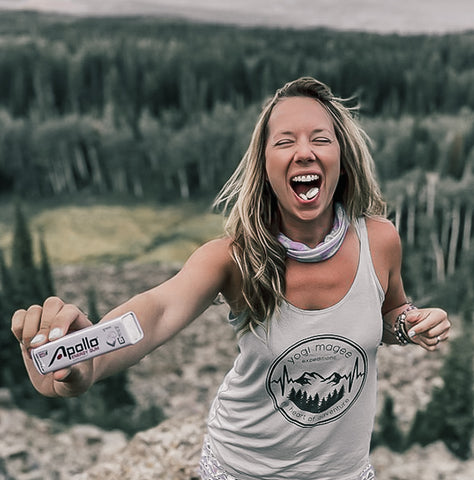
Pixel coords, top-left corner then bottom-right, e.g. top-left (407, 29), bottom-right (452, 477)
top-left (179, 236), bottom-right (242, 310)
top-left (365, 216), bottom-right (401, 254)
top-left (161, 236), bottom-right (237, 307)
top-left (182, 236), bottom-right (235, 273)
top-left (364, 216), bottom-right (403, 295)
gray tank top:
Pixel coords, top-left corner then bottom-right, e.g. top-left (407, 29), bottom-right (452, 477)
top-left (207, 218), bottom-right (384, 480)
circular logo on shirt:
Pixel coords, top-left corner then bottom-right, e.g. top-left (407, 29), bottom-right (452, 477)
top-left (266, 335), bottom-right (368, 428)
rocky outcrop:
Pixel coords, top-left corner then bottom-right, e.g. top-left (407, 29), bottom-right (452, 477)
top-left (71, 414), bottom-right (206, 480)
top-left (2, 399), bottom-right (472, 480)
top-left (2, 263), bottom-right (471, 479)
top-left (0, 395), bottom-right (127, 480)
top-left (372, 443), bottom-right (474, 480)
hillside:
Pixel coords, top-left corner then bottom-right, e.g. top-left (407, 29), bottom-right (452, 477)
top-left (0, 0), bottom-right (473, 33)
top-left (1, 261), bottom-right (471, 479)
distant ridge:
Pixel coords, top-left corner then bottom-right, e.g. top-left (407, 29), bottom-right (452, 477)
top-left (0, 0), bottom-right (473, 34)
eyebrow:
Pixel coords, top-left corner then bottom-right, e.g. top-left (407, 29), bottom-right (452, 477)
top-left (273, 128), bottom-right (333, 136)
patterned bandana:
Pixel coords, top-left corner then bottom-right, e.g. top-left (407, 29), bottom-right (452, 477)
top-left (277, 203), bottom-right (350, 263)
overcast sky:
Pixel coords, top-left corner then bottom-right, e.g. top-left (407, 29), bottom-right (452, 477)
top-left (0, 0), bottom-right (473, 34)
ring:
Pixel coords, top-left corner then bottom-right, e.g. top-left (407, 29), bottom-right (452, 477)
top-left (436, 336), bottom-right (441, 344)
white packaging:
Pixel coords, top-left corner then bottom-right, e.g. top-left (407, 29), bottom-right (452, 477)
top-left (31, 312), bottom-right (143, 375)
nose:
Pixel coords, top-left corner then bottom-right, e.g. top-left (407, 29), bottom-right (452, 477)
top-left (293, 140), bottom-right (316, 163)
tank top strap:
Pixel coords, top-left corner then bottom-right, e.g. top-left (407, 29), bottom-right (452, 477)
top-left (353, 216), bottom-right (385, 304)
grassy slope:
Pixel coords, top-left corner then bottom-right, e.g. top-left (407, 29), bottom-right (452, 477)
top-left (0, 199), bottom-right (225, 266)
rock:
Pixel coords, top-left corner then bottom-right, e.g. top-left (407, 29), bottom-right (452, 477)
top-left (1, 263), bottom-right (471, 479)
top-left (0, 389), bottom-right (13, 408)
top-left (371, 442), bottom-right (474, 480)
top-left (71, 414), bottom-right (206, 480)
top-left (0, 407), bottom-right (127, 480)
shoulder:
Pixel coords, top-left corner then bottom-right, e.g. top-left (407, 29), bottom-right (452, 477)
top-left (365, 215), bottom-right (401, 253)
top-left (181, 236), bottom-right (241, 285)
top-left (185, 237), bottom-right (243, 310)
top-left (364, 216), bottom-right (403, 291)
top-left (166, 236), bottom-right (238, 302)
top-left (183, 236), bottom-right (235, 271)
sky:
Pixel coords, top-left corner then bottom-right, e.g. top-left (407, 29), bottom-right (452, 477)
top-left (0, 0), bottom-right (473, 34)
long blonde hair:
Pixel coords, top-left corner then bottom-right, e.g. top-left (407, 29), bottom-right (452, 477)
top-left (214, 77), bottom-right (386, 335)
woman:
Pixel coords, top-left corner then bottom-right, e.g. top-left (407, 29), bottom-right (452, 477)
top-left (12, 77), bottom-right (450, 480)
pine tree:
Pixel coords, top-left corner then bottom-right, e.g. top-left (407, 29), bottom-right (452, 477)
top-left (10, 203), bottom-right (41, 308)
top-left (0, 208), bottom-right (48, 389)
top-left (376, 395), bottom-right (405, 452)
top-left (86, 286), bottom-right (100, 323)
top-left (38, 233), bottom-right (55, 299)
top-left (407, 306), bottom-right (473, 459)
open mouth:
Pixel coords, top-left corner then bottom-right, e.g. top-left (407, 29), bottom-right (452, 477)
top-left (291, 174), bottom-right (321, 201)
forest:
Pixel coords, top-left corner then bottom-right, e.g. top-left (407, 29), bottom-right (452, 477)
top-left (0, 12), bottom-right (472, 309)
top-left (0, 11), bottom-right (472, 460)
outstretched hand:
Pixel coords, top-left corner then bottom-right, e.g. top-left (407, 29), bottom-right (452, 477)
top-left (405, 308), bottom-right (451, 351)
top-left (11, 296), bottom-right (95, 398)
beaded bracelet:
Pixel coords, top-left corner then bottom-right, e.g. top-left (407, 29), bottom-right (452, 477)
top-left (394, 303), bottom-right (417, 345)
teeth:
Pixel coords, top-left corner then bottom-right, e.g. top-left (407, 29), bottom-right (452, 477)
top-left (292, 174), bottom-right (319, 183)
top-left (298, 187), bottom-right (319, 201)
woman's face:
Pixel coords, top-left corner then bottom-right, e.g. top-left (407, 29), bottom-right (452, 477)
top-left (264, 96), bottom-right (342, 233)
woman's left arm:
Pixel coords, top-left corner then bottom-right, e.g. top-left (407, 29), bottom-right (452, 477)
top-left (368, 217), bottom-right (451, 350)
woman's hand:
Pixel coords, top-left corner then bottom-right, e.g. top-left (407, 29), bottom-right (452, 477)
top-left (406, 307), bottom-right (451, 351)
top-left (11, 296), bottom-right (94, 398)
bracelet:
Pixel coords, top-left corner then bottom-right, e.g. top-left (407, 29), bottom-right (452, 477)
top-left (394, 303), bottom-right (417, 345)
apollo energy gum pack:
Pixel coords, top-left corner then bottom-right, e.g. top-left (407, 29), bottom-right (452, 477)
top-left (31, 312), bottom-right (143, 375)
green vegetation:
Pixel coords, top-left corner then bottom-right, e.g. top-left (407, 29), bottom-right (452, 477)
top-left (374, 307), bottom-right (473, 459)
top-left (0, 12), bottom-right (472, 309)
top-left (0, 204), bottom-right (164, 435)
top-left (0, 200), bottom-right (225, 265)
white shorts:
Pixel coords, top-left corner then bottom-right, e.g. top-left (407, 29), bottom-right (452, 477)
top-left (198, 437), bottom-right (376, 480)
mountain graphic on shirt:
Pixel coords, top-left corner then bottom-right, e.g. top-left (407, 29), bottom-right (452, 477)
top-left (272, 358), bottom-right (365, 414)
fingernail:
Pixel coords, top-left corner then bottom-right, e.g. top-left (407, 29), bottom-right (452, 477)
top-left (408, 330), bottom-right (416, 338)
top-left (57, 369), bottom-right (72, 382)
top-left (30, 334), bottom-right (46, 345)
top-left (48, 328), bottom-right (63, 341)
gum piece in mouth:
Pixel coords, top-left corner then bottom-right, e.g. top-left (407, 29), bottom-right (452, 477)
top-left (299, 187), bottom-right (319, 200)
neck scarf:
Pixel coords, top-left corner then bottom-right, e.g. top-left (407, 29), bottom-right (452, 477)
top-left (277, 203), bottom-right (349, 263)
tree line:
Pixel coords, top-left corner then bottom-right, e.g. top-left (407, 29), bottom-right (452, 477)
top-left (0, 12), bottom-right (471, 312)
top-left (0, 13), bottom-right (472, 120)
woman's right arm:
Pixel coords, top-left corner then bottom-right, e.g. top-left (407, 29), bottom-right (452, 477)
top-left (11, 237), bottom-right (235, 398)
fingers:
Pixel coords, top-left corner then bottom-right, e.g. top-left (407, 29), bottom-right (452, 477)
top-left (406, 308), bottom-right (451, 352)
top-left (11, 296), bottom-right (92, 351)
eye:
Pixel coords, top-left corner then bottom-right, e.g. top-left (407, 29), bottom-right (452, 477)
top-left (312, 136), bottom-right (332, 144)
top-left (274, 138), bottom-right (294, 147)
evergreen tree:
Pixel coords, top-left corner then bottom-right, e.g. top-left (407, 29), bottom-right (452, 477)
top-left (10, 203), bottom-right (41, 307)
top-left (0, 251), bottom-right (13, 386)
top-left (38, 233), bottom-right (55, 299)
top-left (376, 395), bottom-right (405, 452)
top-left (0, 208), bottom-right (50, 388)
top-left (407, 307), bottom-right (473, 459)
top-left (86, 286), bottom-right (100, 323)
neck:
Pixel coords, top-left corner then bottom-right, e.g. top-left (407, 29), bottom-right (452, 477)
top-left (280, 206), bottom-right (335, 249)
top-left (277, 203), bottom-right (350, 263)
